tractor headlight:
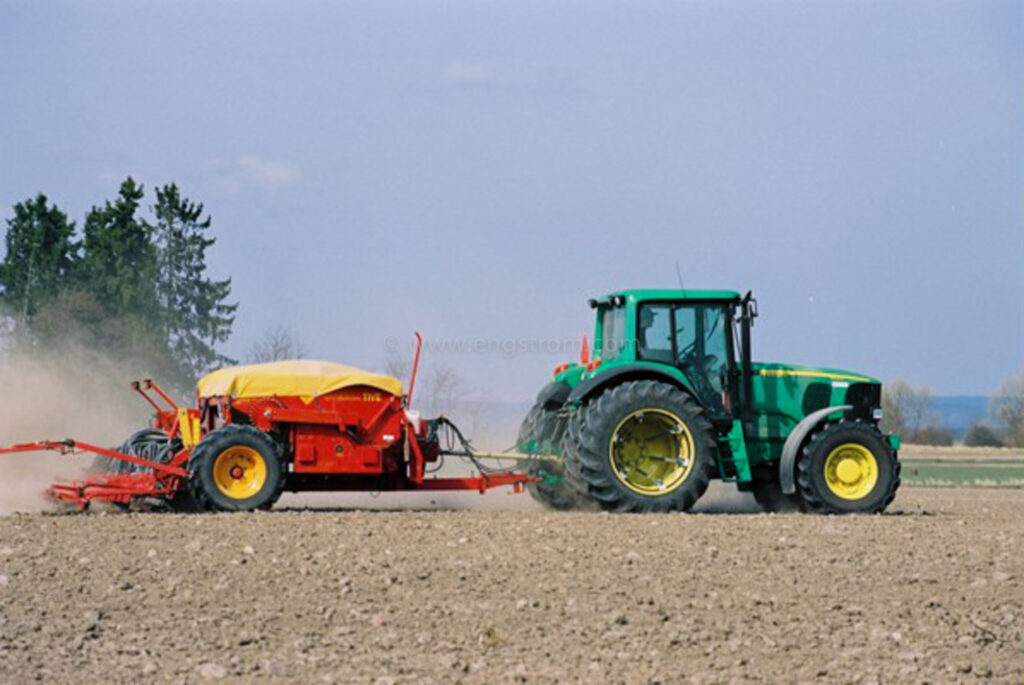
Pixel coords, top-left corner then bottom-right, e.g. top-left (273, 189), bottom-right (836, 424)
top-left (872, 408), bottom-right (884, 421)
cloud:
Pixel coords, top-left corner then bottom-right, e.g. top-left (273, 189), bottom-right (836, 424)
top-left (235, 155), bottom-right (301, 189)
top-left (206, 155), bottom-right (301, 193)
top-left (443, 61), bottom-right (495, 86)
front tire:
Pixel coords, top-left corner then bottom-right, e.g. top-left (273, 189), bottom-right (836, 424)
top-left (565, 380), bottom-right (715, 513)
top-left (187, 425), bottom-right (284, 512)
top-left (796, 420), bottom-right (900, 514)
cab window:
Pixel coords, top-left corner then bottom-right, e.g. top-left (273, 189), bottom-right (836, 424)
top-left (675, 304), bottom-right (729, 411)
top-left (599, 305), bottom-right (626, 360)
top-left (637, 304), bottom-right (673, 364)
top-left (637, 301), bottom-right (730, 412)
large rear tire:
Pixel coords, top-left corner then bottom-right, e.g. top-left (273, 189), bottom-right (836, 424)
top-left (565, 380), bottom-right (715, 513)
top-left (796, 420), bottom-right (900, 514)
top-left (187, 425), bottom-right (285, 512)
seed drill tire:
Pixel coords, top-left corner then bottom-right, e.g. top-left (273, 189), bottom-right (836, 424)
top-left (187, 424), bottom-right (285, 512)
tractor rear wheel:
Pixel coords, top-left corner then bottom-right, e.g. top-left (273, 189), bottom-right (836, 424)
top-left (565, 380), bottom-right (715, 512)
top-left (187, 425), bottom-right (285, 512)
top-left (517, 402), bottom-right (584, 510)
top-left (796, 420), bottom-right (900, 514)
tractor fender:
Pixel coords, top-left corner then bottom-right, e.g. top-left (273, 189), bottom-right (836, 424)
top-left (536, 380), bottom-right (572, 409)
top-left (778, 404), bottom-right (852, 494)
top-left (565, 364), bottom-right (699, 406)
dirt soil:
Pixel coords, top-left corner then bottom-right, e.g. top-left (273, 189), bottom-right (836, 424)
top-left (0, 488), bottom-right (1021, 684)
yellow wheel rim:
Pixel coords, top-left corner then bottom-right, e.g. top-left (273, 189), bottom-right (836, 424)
top-left (212, 446), bottom-right (267, 500)
top-left (823, 443), bottom-right (878, 500)
top-left (609, 408), bottom-right (695, 495)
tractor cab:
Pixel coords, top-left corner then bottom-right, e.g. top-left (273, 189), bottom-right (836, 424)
top-left (588, 290), bottom-right (749, 428)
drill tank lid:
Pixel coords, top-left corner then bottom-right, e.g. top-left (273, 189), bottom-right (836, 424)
top-left (197, 359), bottom-right (403, 402)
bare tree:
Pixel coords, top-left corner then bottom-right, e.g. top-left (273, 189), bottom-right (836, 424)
top-left (377, 346), bottom-right (493, 430)
top-left (247, 325), bottom-right (307, 363)
top-left (383, 348), bottom-right (412, 382)
top-left (457, 385), bottom-right (494, 445)
top-left (990, 373), bottom-right (1024, 447)
top-left (382, 353), bottom-right (463, 415)
top-left (881, 380), bottom-right (935, 441)
top-left (425, 364), bottom-right (462, 417)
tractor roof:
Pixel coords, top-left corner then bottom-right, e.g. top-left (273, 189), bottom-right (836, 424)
top-left (198, 360), bottom-right (403, 402)
top-left (595, 289), bottom-right (742, 305)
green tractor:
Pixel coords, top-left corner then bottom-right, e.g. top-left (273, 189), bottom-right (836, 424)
top-left (518, 289), bottom-right (900, 514)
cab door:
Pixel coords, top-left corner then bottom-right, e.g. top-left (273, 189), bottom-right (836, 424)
top-left (671, 303), bottom-right (731, 413)
top-left (635, 301), bottom-right (733, 414)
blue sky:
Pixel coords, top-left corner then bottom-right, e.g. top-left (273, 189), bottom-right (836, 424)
top-left (2, 1), bottom-right (1021, 399)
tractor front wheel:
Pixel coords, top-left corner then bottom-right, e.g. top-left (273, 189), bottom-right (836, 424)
top-left (796, 420), bottom-right (900, 514)
top-left (565, 380), bottom-right (715, 512)
top-left (187, 425), bottom-right (285, 512)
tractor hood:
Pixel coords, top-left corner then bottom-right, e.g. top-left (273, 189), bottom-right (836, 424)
top-left (749, 362), bottom-right (882, 430)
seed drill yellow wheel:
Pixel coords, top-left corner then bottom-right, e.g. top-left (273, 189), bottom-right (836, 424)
top-left (823, 443), bottom-right (878, 500)
top-left (212, 446), bottom-right (268, 499)
top-left (187, 425), bottom-right (283, 512)
top-left (609, 409), bottom-right (695, 495)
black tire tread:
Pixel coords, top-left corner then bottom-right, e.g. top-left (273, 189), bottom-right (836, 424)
top-left (564, 380), bottom-right (716, 513)
top-left (186, 424), bottom-right (285, 512)
top-left (517, 401), bottom-right (584, 510)
top-left (796, 419), bottom-right (900, 514)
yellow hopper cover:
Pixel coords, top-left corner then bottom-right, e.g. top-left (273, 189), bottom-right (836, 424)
top-left (197, 360), bottom-right (403, 402)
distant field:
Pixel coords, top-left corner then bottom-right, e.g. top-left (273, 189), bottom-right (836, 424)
top-left (901, 444), bottom-right (1024, 488)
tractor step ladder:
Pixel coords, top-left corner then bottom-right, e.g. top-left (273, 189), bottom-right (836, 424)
top-left (715, 420), bottom-right (753, 483)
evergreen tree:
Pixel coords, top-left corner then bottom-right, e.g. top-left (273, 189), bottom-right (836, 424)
top-left (2, 178), bottom-right (237, 390)
top-left (151, 183), bottom-right (237, 379)
top-left (79, 177), bottom-right (157, 320)
top-left (0, 194), bottom-right (77, 324)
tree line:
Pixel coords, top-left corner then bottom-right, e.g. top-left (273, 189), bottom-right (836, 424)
top-left (881, 376), bottom-right (1024, 448)
top-left (0, 178), bottom-right (235, 393)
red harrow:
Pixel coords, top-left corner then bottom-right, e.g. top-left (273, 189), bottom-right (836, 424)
top-left (1, 334), bottom-right (538, 511)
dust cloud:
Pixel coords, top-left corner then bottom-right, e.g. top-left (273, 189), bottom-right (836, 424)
top-left (0, 347), bottom-right (157, 513)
